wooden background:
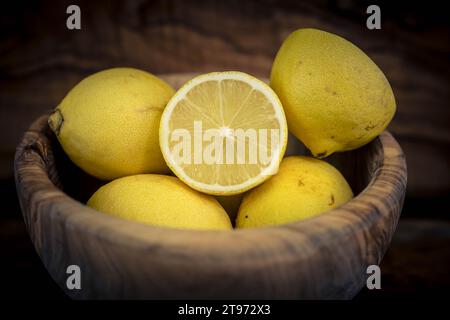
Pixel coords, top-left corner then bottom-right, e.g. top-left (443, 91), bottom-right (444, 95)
top-left (0, 0), bottom-right (449, 298)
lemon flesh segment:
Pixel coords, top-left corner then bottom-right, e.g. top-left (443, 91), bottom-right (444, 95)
top-left (160, 72), bottom-right (288, 196)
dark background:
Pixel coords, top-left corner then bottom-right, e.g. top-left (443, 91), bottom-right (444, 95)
top-left (1, 0), bottom-right (449, 299)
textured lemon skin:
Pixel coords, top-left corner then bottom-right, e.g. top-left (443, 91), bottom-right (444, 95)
top-left (270, 28), bottom-right (396, 157)
top-left (87, 174), bottom-right (232, 230)
top-left (49, 68), bottom-right (175, 180)
top-left (236, 156), bottom-right (353, 228)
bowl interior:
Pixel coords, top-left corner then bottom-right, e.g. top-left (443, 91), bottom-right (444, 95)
top-left (14, 74), bottom-right (405, 299)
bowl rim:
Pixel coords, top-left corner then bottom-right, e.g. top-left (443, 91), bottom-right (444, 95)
top-left (14, 114), bottom-right (407, 263)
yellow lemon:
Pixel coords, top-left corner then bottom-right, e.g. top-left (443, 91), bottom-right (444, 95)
top-left (48, 68), bottom-right (175, 180)
top-left (236, 156), bottom-right (353, 228)
top-left (159, 72), bottom-right (288, 195)
top-left (270, 28), bottom-right (396, 157)
top-left (87, 174), bottom-right (232, 230)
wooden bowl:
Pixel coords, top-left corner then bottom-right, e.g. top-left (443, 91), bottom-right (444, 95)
top-left (14, 73), bottom-right (407, 299)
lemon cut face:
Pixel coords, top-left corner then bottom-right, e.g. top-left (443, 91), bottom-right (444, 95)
top-left (160, 72), bottom-right (288, 195)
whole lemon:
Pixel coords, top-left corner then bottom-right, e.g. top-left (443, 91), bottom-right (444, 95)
top-left (270, 28), bottom-right (396, 157)
top-left (87, 174), bottom-right (232, 230)
top-left (236, 156), bottom-right (353, 228)
top-left (49, 68), bottom-right (175, 180)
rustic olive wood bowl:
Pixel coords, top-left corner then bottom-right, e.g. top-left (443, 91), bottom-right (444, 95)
top-left (14, 73), bottom-right (407, 299)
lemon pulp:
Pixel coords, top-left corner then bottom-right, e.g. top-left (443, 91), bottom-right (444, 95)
top-left (159, 72), bottom-right (288, 195)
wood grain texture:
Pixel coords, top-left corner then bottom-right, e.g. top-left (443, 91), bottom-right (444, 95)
top-left (14, 74), bottom-right (407, 299)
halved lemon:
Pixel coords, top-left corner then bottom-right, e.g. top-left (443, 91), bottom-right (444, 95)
top-left (159, 72), bottom-right (288, 195)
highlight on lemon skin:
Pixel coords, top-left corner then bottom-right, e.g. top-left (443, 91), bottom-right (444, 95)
top-left (236, 156), bottom-right (353, 228)
top-left (159, 71), bottom-right (288, 196)
top-left (87, 174), bottom-right (232, 230)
